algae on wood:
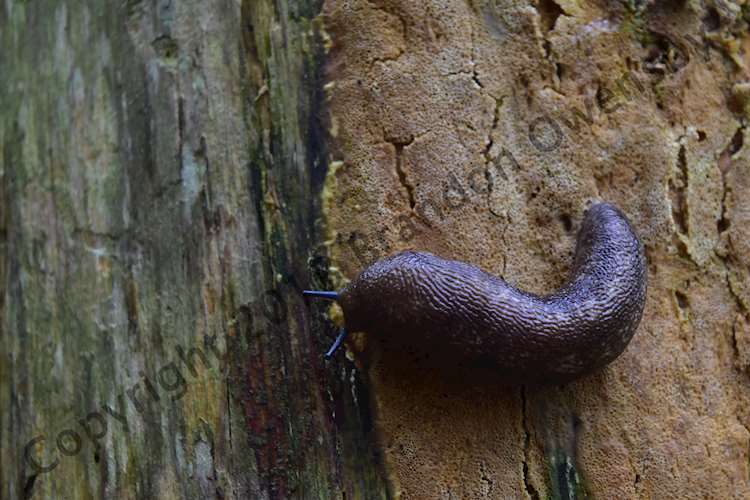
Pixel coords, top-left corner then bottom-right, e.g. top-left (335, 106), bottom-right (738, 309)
top-left (0, 1), bottom-right (386, 498)
top-left (4, 0), bottom-right (750, 499)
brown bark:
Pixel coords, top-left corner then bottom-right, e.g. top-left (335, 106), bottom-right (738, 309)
top-left (3, 0), bottom-right (750, 499)
top-left (322, 0), bottom-right (750, 498)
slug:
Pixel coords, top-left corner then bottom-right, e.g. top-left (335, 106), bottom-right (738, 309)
top-left (305, 202), bottom-right (647, 383)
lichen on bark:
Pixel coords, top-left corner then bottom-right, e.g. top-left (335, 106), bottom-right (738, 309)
top-left (1, 0), bottom-right (387, 498)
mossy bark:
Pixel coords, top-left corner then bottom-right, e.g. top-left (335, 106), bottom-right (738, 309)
top-left (0, 1), bottom-right (386, 498)
top-left (4, 0), bottom-right (750, 499)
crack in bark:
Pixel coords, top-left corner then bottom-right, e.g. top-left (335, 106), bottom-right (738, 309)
top-left (716, 236), bottom-right (750, 374)
top-left (390, 136), bottom-right (416, 210)
top-left (730, 310), bottom-right (747, 371)
top-left (531, 0), bottom-right (566, 89)
top-left (480, 94), bottom-right (513, 276)
top-left (717, 125), bottom-right (744, 236)
top-left (482, 96), bottom-right (504, 160)
top-left (469, 19), bottom-right (514, 233)
top-left (469, 22), bottom-right (484, 90)
top-left (520, 386), bottom-right (541, 500)
top-left (713, 124), bottom-right (749, 371)
top-left (482, 94), bottom-right (507, 220)
top-left (536, 0), bottom-right (564, 35)
top-left (177, 94), bottom-right (185, 180)
top-left (724, 265), bottom-right (750, 367)
top-left (668, 137), bottom-right (690, 260)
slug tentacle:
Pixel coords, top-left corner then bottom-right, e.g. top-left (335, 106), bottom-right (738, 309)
top-left (324, 328), bottom-right (349, 359)
top-left (304, 202), bottom-right (647, 384)
top-left (303, 290), bottom-right (339, 300)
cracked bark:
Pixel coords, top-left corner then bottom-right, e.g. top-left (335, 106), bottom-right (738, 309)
top-left (390, 137), bottom-right (417, 210)
top-left (322, 0), bottom-right (750, 498)
top-left (520, 386), bottom-right (541, 500)
top-left (4, 0), bottom-right (750, 498)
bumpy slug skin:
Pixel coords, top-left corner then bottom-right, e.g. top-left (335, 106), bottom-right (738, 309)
top-left (336, 203), bottom-right (646, 385)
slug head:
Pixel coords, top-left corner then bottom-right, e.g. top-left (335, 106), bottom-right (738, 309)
top-left (303, 251), bottom-right (438, 357)
top-left (303, 252), bottom-right (423, 358)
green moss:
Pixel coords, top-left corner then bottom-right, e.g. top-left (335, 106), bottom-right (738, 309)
top-left (546, 450), bottom-right (591, 500)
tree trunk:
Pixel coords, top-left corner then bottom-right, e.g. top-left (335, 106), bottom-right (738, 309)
top-left (321, 0), bottom-right (750, 498)
top-left (1, 1), bottom-right (386, 498)
top-left (3, 0), bottom-right (750, 499)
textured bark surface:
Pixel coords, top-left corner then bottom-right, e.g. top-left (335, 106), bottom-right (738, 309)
top-left (3, 0), bottom-right (750, 499)
top-left (322, 0), bottom-right (750, 498)
top-left (0, 1), bottom-right (388, 498)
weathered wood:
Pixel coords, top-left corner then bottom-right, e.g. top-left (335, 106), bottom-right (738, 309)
top-left (5, 0), bottom-right (750, 499)
top-left (1, 1), bottom-right (386, 498)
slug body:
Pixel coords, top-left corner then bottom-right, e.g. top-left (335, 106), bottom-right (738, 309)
top-left (306, 203), bottom-right (647, 384)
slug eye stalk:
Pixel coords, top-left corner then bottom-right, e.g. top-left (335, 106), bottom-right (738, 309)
top-left (302, 290), bottom-right (339, 300)
top-left (303, 290), bottom-right (347, 358)
top-left (324, 328), bottom-right (348, 359)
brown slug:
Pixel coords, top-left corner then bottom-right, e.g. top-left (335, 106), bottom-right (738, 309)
top-left (304, 202), bottom-right (647, 383)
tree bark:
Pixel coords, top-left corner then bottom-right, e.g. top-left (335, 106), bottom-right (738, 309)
top-left (3, 0), bottom-right (750, 499)
top-left (1, 1), bottom-right (387, 498)
top-left (321, 0), bottom-right (750, 498)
